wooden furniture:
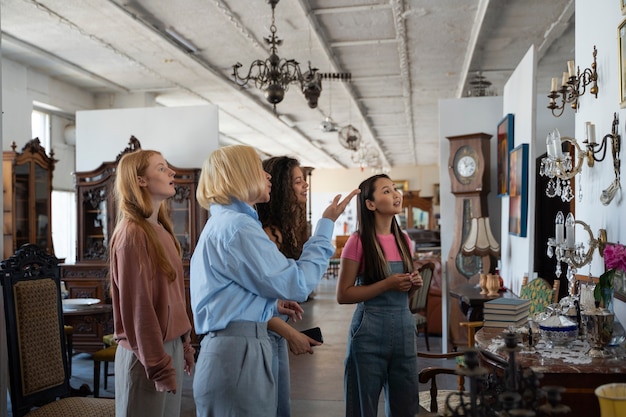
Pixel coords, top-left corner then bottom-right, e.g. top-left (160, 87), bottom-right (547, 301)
top-left (449, 283), bottom-right (517, 350)
top-left (446, 133), bottom-right (493, 286)
top-left (61, 137), bottom-right (207, 351)
top-left (449, 283), bottom-right (515, 322)
top-left (414, 255), bottom-right (443, 336)
top-left (63, 304), bottom-right (113, 354)
top-left (475, 326), bottom-right (626, 417)
top-left (0, 244), bottom-right (114, 417)
top-left (400, 190), bottom-right (435, 230)
top-left (409, 262), bottom-right (435, 350)
top-left (3, 139), bottom-right (56, 259)
top-left (417, 351), bottom-right (466, 415)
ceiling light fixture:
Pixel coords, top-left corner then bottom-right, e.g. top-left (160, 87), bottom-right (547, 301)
top-left (164, 27), bottom-right (198, 54)
top-left (232, 0), bottom-right (321, 112)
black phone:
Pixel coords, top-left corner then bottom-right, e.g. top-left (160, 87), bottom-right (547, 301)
top-left (300, 327), bottom-right (323, 345)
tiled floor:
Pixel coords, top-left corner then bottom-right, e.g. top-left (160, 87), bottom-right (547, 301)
top-left (8, 277), bottom-right (458, 416)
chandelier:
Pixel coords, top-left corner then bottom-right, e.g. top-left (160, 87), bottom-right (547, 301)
top-left (232, 0), bottom-right (322, 112)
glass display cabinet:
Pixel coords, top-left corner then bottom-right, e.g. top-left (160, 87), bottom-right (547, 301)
top-left (62, 137), bottom-right (207, 350)
top-left (3, 138), bottom-right (56, 259)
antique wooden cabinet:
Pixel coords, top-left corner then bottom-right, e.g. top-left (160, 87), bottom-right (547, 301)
top-left (3, 138), bottom-right (56, 259)
top-left (61, 137), bottom-right (207, 351)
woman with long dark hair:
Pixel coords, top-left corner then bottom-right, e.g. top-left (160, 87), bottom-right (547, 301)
top-left (337, 174), bottom-right (422, 417)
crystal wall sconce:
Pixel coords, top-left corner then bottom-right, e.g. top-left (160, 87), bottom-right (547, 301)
top-left (547, 211), bottom-right (607, 293)
top-left (583, 113), bottom-right (621, 205)
top-left (547, 46), bottom-right (599, 117)
top-left (539, 129), bottom-right (585, 202)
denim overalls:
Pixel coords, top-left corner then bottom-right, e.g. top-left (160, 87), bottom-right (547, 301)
top-left (344, 261), bottom-right (419, 417)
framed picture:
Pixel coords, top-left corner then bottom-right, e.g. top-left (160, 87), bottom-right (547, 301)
top-left (508, 144), bottom-right (528, 237)
top-left (496, 114), bottom-right (514, 196)
top-left (617, 19), bottom-right (626, 108)
top-left (432, 183), bottom-right (440, 206)
top-left (393, 179), bottom-right (409, 192)
top-left (622, 0), bottom-right (626, 15)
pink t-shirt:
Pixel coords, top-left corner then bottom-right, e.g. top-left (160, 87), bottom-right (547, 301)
top-left (341, 232), bottom-right (413, 268)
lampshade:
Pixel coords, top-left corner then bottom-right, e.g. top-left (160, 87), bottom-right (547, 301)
top-left (461, 217), bottom-right (501, 257)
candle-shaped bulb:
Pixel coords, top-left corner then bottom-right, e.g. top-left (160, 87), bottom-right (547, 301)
top-left (589, 123), bottom-right (596, 144)
top-left (567, 60), bottom-right (576, 77)
top-left (565, 212), bottom-right (576, 248)
top-left (562, 71), bottom-right (569, 87)
top-left (546, 131), bottom-right (555, 158)
top-left (555, 211), bottom-right (565, 244)
top-left (553, 128), bottom-right (563, 158)
top-left (551, 77), bottom-right (558, 92)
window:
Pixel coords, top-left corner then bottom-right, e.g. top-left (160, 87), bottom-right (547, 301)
top-left (52, 190), bottom-right (76, 263)
top-left (31, 109), bottom-right (50, 150)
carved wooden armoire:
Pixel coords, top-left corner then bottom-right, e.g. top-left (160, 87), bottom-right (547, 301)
top-left (61, 137), bottom-right (207, 351)
top-left (3, 138), bottom-right (56, 259)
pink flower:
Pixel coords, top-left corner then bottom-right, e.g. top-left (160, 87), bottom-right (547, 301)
top-left (604, 243), bottom-right (626, 272)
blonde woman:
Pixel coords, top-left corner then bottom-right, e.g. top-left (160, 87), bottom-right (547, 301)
top-left (190, 145), bottom-right (358, 416)
top-left (109, 150), bottom-right (195, 417)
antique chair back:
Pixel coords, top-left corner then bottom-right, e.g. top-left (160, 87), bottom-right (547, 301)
top-left (410, 262), bottom-right (434, 350)
top-left (519, 277), bottom-right (560, 315)
top-left (1, 244), bottom-right (114, 417)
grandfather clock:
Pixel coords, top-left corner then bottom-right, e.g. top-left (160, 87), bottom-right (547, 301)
top-left (447, 132), bottom-right (492, 287)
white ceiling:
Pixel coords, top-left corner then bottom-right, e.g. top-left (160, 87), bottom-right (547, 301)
top-left (0, 0), bottom-right (575, 169)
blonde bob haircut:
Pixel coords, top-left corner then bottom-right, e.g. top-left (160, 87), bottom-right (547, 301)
top-left (196, 145), bottom-right (267, 209)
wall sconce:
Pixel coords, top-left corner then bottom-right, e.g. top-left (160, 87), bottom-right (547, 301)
top-left (539, 129), bottom-right (585, 202)
top-left (461, 217), bottom-right (500, 273)
top-left (547, 211), bottom-right (607, 293)
top-left (583, 113), bottom-right (621, 205)
top-left (547, 45), bottom-right (599, 117)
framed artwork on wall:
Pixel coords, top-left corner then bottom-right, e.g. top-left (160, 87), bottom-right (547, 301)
top-left (393, 179), bottom-right (409, 192)
top-left (496, 114), bottom-right (514, 196)
top-left (617, 19), bottom-right (626, 108)
top-left (622, 0), bottom-right (626, 15)
top-left (508, 144), bottom-right (528, 237)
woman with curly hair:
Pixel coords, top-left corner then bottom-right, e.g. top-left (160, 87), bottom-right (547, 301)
top-left (190, 145), bottom-right (359, 416)
top-left (256, 156), bottom-right (314, 417)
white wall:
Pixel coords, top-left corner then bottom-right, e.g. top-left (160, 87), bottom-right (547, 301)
top-left (76, 105), bottom-right (219, 171)
top-left (499, 46), bottom-right (537, 295)
top-left (575, 0), bottom-right (626, 323)
top-left (1, 58), bottom-right (95, 190)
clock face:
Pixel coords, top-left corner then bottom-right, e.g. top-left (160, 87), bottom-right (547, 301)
top-left (457, 156), bottom-right (477, 177)
top-left (453, 146), bottom-right (478, 184)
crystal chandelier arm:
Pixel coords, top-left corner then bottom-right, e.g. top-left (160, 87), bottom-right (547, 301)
top-left (554, 136), bottom-right (585, 180)
top-left (566, 220), bottom-right (607, 269)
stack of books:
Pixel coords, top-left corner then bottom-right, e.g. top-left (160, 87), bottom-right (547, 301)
top-left (483, 298), bottom-right (531, 328)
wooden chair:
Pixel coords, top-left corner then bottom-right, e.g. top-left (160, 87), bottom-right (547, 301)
top-left (64, 325), bottom-right (74, 375)
top-left (519, 276), bottom-right (560, 315)
top-left (0, 244), bottom-right (115, 417)
top-left (410, 262), bottom-right (435, 351)
top-left (417, 351), bottom-right (466, 414)
top-left (93, 334), bottom-right (117, 397)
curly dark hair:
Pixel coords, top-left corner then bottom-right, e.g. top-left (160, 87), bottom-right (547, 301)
top-left (257, 156), bottom-right (307, 259)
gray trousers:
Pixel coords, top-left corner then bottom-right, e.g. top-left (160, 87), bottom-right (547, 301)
top-left (115, 337), bottom-right (184, 417)
top-left (193, 321), bottom-right (275, 417)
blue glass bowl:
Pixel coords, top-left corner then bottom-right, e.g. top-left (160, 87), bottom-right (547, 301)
top-left (539, 324), bottom-right (578, 346)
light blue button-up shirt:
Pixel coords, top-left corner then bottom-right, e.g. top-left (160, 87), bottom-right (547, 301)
top-left (190, 199), bottom-right (334, 334)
